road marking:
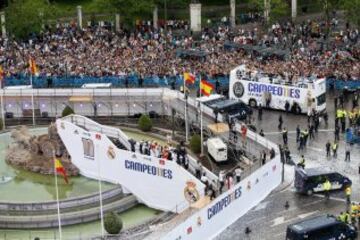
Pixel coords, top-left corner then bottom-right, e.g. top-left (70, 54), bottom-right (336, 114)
top-left (271, 216), bottom-right (285, 227)
top-left (252, 201), bottom-right (269, 211)
top-left (298, 210), bottom-right (319, 219)
top-left (313, 194), bottom-right (346, 202)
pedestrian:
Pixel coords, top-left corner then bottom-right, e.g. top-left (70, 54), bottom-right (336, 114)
top-left (296, 125), bottom-right (300, 143)
top-left (219, 170), bottom-right (225, 193)
top-left (326, 141), bottom-right (331, 158)
top-left (345, 144), bottom-right (351, 162)
top-left (278, 115), bottom-right (283, 130)
top-left (332, 141), bottom-right (338, 158)
top-left (323, 178), bottom-right (331, 199)
top-left (298, 133), bottom-right (304, 151)
top-left (285, 101), bottom-right (290, 113)
top-left (235, 167), bottom-right (242, 183)
top-left (309, 124), bottom-right (314, 140)
top-left (282, 127), bottom-right (288, 145)
top-left (298, 155), bottom-right (305, 169)
top-left (334, 125), bottom-right (340, 141)
top-left (345, 186), bottom-right (352, 204)
top-left (303, 129), bottom-right (309, 146)
top-left (195, 160), bottom-right (202, 179)
top-left (259, 129), bottom-right (265, 137)
top-left (323, 112), bottom-right (328, 126)
top-left (261, 150), bottom-right (267, 165)
top-left (258, 104), bottom-right (263, 121)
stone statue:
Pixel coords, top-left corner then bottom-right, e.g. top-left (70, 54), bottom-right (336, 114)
top-left (5, 124), bottom-right (79, 176)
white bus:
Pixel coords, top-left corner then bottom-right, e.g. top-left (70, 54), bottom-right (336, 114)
top-left (229, 65), bottom-right (327, 114)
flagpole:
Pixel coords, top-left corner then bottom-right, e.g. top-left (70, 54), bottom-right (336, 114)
top-left (200, 79), bottom-right (204, 156)
top-left (96, 144), bottom-right (105, 237)
top-left (184, 76), bottom-right (189, 143)
top-left (53, 151), bottom-right (62, 240)
top-left (0, 80), bottom-right (5, 130)
top-left (30, 74), bottom-right (35, 126)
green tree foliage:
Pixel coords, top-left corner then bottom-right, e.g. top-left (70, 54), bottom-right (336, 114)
top-left (94, 0), bottom-right (155, 25)
top-left (342, 0), bottom-right (360, 27)
top-left (104, 211), bottom-right (123, 234)
top-left (249, 0), bottom-right (289, 22)
top-left (61, 105), bottom-right (75, 117)
top-left (319, 0), bottom-right (341, 22)
top-left (190, 134), bottom-right (201, 154)
top-left (5, 0), bottom-right (58, 39)
top-left (138, 114), bottom-right (153, 132)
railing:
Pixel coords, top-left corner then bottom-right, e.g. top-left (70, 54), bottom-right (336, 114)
top-left (0, 187), bottom-right (123, 212)
top-left (63, 114), bottom-right (131, 150)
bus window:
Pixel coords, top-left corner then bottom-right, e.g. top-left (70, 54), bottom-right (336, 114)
top-left (317, 93), bottom-right (326, 106)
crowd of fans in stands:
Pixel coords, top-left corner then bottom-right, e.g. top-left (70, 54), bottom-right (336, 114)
top-left (0, 16), bottom-right (358, 82)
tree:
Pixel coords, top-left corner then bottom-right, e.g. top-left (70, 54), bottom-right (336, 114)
top-left (138, 114), bottom-right (153, 132)
top-left (104, 211), bottom-right (123, 234)
top-left (190, 134), bottom-right (201, 154)
top-left (342, 0), bottom-right (360, 27)
top-left (61, 105), bottom-right (74, 117)
top-left (319, 0), bottom-right (341, 24)
top-left (5, 0), bottom-right (58, 39)
top-left (249, 0), bottom-right (289, 22)
top-left (94, 0), bottom-right (155, 26)
top-left (0, 119), bottom-right (3, 131)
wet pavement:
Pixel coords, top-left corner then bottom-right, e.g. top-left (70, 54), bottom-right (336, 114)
top-left (217, 91), bottom-right (360, 240)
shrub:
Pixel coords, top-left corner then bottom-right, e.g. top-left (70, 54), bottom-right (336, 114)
top-left (190, 134), bottom-right (201, 154)
top-left (104, 211), bottom-right (123, 235)
top-left (61, 105), bottom-right (74, 117)
top-left (138, 114), bottom-right (152, 132)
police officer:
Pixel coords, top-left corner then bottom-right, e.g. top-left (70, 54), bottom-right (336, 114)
top-left (350, 202), bottom-right (358, 223)
top-left (345, 186), bottom-right (352, 204)
top-left (298, 155), bottom-right (305, 169)
top-left (332, 141), bottom-right (338, 158)
top-left (323, 178), bottom-right (331, 199)
top-left (282, 127), bottom-right (288, 145)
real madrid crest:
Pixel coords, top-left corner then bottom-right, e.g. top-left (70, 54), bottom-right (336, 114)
top-left (107, 146), bottom-right (116, 160)
top-left (184, 181), bottom-right (200, 203)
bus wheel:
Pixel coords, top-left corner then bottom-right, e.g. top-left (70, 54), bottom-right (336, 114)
top-left (296, 106), bottom-right (302, 114)
top-left (249, 99), bottom-right (257, 108)
top-left (306, 189), bottom-right (313, 196)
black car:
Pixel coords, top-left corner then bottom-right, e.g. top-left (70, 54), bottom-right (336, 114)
top-left (286, 215), bottom-right (357, 240)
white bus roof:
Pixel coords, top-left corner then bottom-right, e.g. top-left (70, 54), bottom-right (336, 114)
top-left (231, 65), bottom-right (325, 89)
top-left (81, 83), bottom-right (112, 88)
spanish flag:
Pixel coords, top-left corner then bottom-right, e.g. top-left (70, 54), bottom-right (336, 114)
top-left (55, 158), bottom-right (69, 184)
top-left (200, 79), bottom-right (214, 97)
top-left (29, 58), bottom-right (38, 75)
top-left (184, 72), bottom-right (196, 85)
top-left (0, 66), bottom-right (4, 88)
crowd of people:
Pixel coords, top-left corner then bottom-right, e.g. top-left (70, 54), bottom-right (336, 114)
top-left (0, 16), bottom-right (358, 83)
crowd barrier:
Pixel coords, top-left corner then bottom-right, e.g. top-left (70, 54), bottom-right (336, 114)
top-left (4, 75), bottom-right (360, 91)
top-left (3, 75), bottom-right (230, 90)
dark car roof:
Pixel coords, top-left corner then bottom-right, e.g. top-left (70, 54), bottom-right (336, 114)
top-left (288, 215), bottom-right (339, 233)
top-left (296, 167), bottom-right (336, 177)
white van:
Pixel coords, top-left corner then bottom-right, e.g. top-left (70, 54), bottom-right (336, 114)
top-left (207, 138), bottom-right (227, 162)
